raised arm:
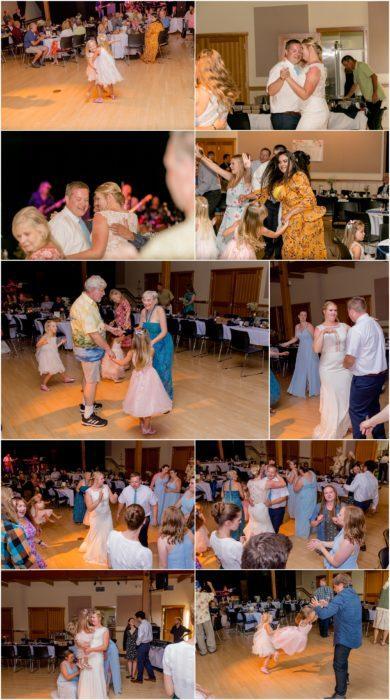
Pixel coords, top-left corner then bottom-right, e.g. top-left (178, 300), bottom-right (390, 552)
top-left (196, 145), bottom-right (232, 182)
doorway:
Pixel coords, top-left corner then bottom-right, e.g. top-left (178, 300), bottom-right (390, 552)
top-left (162, 605), bottom-right (185, 642)
top-left (1, 607), bottom-right (13, 642)
top-left (170, 271), bottom-right (195, 314)
top-left (28, 608), bottom-right (65, 639)
top-left (209, 267), bottom-right (262, 316)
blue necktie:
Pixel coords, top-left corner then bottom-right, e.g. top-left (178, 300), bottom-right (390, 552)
top-left (133, 489), bottom-right (137, 504)
top-left (294, 66), bottom-right (301, 76)
top-left (79, 218), bottom-right (91, 247)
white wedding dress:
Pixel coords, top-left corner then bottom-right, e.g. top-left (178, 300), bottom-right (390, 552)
top-left (79, 486), bottom-right (113, 565)
top-left (244, 478), bottom-right (274, 539)
top-left (296, 62), bottom-right (329, 130)
top-left (313, 324), bottom-right (352, 439)
top-left (76, 628), bottom-right (108, 699)
top-left (98, 210), bottom-right (139, 260)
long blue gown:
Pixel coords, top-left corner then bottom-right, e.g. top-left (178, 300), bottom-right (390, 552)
top-left (73, 485), bottom-right (88, 524)
top-left (104, 640), bottom-right (122, 695)
top-left (287, 328), bottom-right (320, 398)
top-left (143, 320), bottom-right (174, 399)
top-left (180, 493), bottom-right (195, 518)
top-left (154, 474), bottom-right (169, 524)
top-left (287, 480), bottom-right (297, 518)
top-left (270, 370), bottom-right (281, 407)
top-left (223, 480), bottom-right (244, 541)
top-left (163, 480), bottom-right (181, 510)
top-left (295, 472), bottom-right (318, 538)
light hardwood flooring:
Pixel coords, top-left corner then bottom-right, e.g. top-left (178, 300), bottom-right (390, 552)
top-left (1, 345), bottom-right (268, 439)
top-left (1, 34), bottom-right (194, 131)
top-left (197, 484), bottom-right (389, 570)
top-left (270, 374), bottom-right (388, 439)
top-left (1, 664), bottom-right (166, 699)
top-left (29, 504), bottom-right (164, 570)
top-left (196, 627), bottom-right (389, 699)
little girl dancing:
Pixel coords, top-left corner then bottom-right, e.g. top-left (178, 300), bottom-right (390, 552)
top-left (221, 204), bottom-right (288, 260)
top-left (272, 606), bottom-right (317, 658)
top-left (36, 320), bottom-right (74, 392)
top-left (252, 612), bottom-right (278, 674)
top-left (30, 493), bottom-right (62, 525)
top-left (101, 334), bottom-right (125, 382)
top-left (114, 328), bottom-right (172, 435)
top-left (85, 38), bottom-right (123, 103)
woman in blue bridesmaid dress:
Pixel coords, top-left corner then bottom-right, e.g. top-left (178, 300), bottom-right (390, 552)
top-left (280, 310), bottom-right (320, 398)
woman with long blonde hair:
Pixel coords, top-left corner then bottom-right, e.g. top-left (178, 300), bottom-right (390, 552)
top-left (312, 300), bottom-right (352, 438)
top-left (196, 144), bottom-right (252, 255)
top-left (67, 181), bottom-right (138, 261)
top-left (220, 203), bottom-right (288, 260)
top-left (196, 49), bottom-right (239, 130)
top-left (308, 504), bottom-right (365, 569)
top-left (195, 196), bottom-right (218, 259)
top-left (281, 37), bottom-right (329, 129)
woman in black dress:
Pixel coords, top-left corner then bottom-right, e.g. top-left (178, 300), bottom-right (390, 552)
top-left (125, 617), bottom-right (138, 679)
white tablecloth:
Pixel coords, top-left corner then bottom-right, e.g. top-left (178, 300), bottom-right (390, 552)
top-left (149, 644), bottom-right (165, 670)
top-left (317, 481), bottom-right (346, 498)
top-left (367, 209), bottom-right (385, 239)
top-left (204, 461), bottom-right (229, 473)
top-left (248, 111), bottom-right (367, 131)
top-left (169, 18), bottom-right (183, 33)
top-left (109, 29), bottom-right (127, 59)
top-left (113, 480), bottom-right (126, 489)
top-left (55, 487), bottom-right (74, 507)
top-left (377, 238), bottom-right (390, 259)
top-left (222, 325), bottom-right (269, 346)
top-left (197, 481), bottom-right (212, 501)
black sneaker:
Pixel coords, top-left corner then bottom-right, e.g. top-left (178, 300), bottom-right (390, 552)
top-left (79, 402), bottom-right (103, 414)
top-left (81, 413), bottom-right (107, 428)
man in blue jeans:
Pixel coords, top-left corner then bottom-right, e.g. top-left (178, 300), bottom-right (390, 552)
top-left (311, 573), bottom-right (362, 699)
top-left (132, 611), bottom-right (156, 684)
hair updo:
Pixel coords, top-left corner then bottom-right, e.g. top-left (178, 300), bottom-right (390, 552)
top-left (211, 501), bottom-right (241, 526)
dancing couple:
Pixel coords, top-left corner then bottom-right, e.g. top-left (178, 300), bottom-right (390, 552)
top-left (70, 276), bottom-right (173, 431)
top-left (281, 297), bottom-right (387, 439)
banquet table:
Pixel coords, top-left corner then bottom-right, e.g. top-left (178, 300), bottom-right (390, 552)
top-left (54, 487), bottom-right (74, 507)
top-left (204, 461), bottom-right (229, 473)
top-left (169, 18), bottom-right (184, 33)
top-left (109, 29), bottom-right (127, 59)
top-left (5, 644), bottom-right (55, 657)
top-left (113, 480), bottom-right (126, 490)
top-left (196, 480), bottom-right (212, 501)
top-left (377, 238), bottom-right (390, 259)
top-left (42, 35), bottom-right (60, 53)
top-left (317, 481), bottom-right (346, 498)
top-left (248, 111), bottom-right (367, 131)
top-left (222, 325), bottom-right (269, 346)
top-left (149, 643), bottom-right (167, 670)
top-left (367, 209), bottom-right (385, 239)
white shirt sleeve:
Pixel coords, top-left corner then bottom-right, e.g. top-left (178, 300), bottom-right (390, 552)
top-left (343, 475), bottom-right (358, 493)
top-left (118, 487), bottom-right (129, 505)
top-left (345, 325), bottom-right (361, 359)
top-left (143, 548), bottom-right (153, 570)
top-left (266, 63), bottom-right (281, 89)
top-left (162, 644), bottom-right (173, 676)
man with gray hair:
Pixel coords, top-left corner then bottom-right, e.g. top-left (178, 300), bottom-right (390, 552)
top-left (70, 275), bottom-right (122, 427)
top-left (344, 296), bottom-right (387, 439)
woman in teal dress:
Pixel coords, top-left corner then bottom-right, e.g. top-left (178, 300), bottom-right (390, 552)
top-left (182, 284), bottom-right (196, 316)
top-left (151, 465), bottom-right (171, 524)
top-left (294, 466), bottom-right (318, 538)
top-left (140, 291), bottom-right (174, 399)
top-left (73, 472), bottom-right (91, 524)
top-left (222, 470), bottom-right (245, 540)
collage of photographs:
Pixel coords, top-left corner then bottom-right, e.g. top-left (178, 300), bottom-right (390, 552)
top-left (0, 1), bottom-right (389, 700)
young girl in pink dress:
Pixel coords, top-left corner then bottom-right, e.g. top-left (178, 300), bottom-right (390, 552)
top-left (272, 606), bottom-right (317, 657)
top-left (220, 204), bottom-right (288, 260)
top-left (36, 320), bottom-right (75, 391)
top-left (252, 612), bottom-right (278, 674)
top-left (101, 335), bottom-right (125, 382)
top-left (114, 328), bottom-right (172, 435)
top-left (12, 207), bottom-right (63, 260)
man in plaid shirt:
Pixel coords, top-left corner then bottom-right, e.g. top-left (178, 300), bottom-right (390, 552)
top-left (1, 519), bottom-right (36, 569)
top-left (314, 575), bottom-right (334, 637)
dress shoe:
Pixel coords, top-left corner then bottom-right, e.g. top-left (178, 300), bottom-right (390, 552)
top-left (131, 679), bottom-right (143, 684)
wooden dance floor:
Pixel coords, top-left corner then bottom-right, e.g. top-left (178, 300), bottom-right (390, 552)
top-left (196, 628), bottom-right (389, 699)
top-left (1, 35), bottom-right (194, 131)
top-left (2, 345), bottom-right (268, 439)
top-left (29, 504), bottom-right (164, 570)
top-left (198, 484), bottom-right (388, 570)
top-left (1, 665), bottom-right (166, 699)
top-left (271, 375), bottom-right (388, 439)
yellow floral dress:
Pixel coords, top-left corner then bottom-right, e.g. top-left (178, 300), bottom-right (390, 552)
top-left (257, 172), bottom-right (327, 259)
top-left (141, 20), bottom-right (163, 63)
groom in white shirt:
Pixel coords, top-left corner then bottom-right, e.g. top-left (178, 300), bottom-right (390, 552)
top-left (49, 181), bottom-right (91, 255)
top-left (267, 39), bottom-right (305, 130)
top-left (344, 297), bottom-right (387, 439)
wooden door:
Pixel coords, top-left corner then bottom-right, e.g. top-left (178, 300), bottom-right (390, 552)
top-left (355, 441), bottom-right (379, 463)
top-left (172, 445), bottom-right (195, 480)
top-left (141, 447), bottom-right (161, 479)
top-left (196, 138), bottom-right (236, 165)
top-left (310, 441), bottom-right (343, 474)
top-left (125, 448), bottom-right (135, 476)
top-left (332, 295), bottom-right (371, 325)
top-left (144, 273), bottom-right (161, 293)
top-left (28, 608), bottom-right (65, 639)
top-left (162, 606), bottom-right (185, 642)
top-left (364, 571), bottom-right (388, 602)
top-left (1, 608), bottom-right (13, 642)
top-left (266, 442), bottom-right (276, 462)
top-left (284, 441), bottom-right (300, 462)
top-left (209, 267), bottom-right (262, 316)
top-left (197, 33), bottom-right (249, 102)
top-left (170, 271), bottom-right (194, 314)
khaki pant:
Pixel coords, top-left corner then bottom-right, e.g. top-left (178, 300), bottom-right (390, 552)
top-left (196, 619), bottom-right (216, 655)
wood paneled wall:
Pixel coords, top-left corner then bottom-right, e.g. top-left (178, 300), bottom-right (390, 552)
top-left (197, 33), bottom-right (249, 102)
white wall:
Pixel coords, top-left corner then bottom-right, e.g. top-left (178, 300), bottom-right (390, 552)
top-left (297, 570), bottom-right (365, 597)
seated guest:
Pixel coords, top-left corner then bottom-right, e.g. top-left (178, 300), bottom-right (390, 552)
top-left (159, 8), bottom-right (170, 29)
top-left (241, 532), bottom-right (293, 569)
top-left (11, 20), bottom-right (24, 44)
top-left (107, 504), bottom-right (153, 570)
top-left (28, 181), bottom-right (55, 214)
top-left (40, 295), bottom-right (54, 313)
top-left (23, 22), bottom-right (49, 67)
top-left (73, 18), bottom-right (86, 36)
top-left (60, 19), bottom-right (74, 38)
top-left (377, 173), bottom-right (389, 196)
top-left (49, 182), bottom-right (91, 255)
top-left (52, 296), bottom-right (66, 313)
top-left (12, 207), bottom-right (64, 260)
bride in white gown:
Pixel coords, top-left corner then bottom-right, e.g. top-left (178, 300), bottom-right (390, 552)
top-left (80, 472), bottom-right (118, 566)
top-left (313, 301), bottom-right (352, 439)
top-left (244, 465), bottom-right (287, 539)
top-left (67, 182), bottom-right (140, 260)
top-left (281, 37), bottom-right (329, 130)
top-left (76, 610), bottom-right (109, 700)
